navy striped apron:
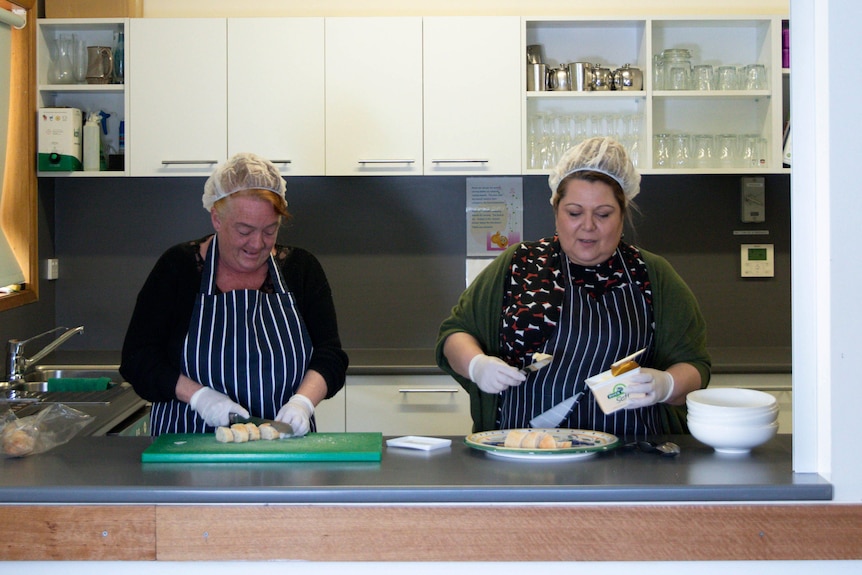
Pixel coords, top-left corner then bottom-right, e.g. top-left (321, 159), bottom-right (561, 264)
top-left (149, 235), bottom-right (313, 436)
top-left (499, 248), bottom-right (658, 437)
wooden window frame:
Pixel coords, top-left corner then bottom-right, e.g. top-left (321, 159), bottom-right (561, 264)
top-left (0, 0), bottom-right (36, 312)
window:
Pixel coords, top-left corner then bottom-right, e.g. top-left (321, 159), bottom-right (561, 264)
top-left (0, 0), bottom-right (36, 311)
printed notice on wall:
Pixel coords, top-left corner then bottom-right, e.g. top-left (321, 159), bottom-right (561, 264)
top-left (466, 177), bottom-right (523, 257)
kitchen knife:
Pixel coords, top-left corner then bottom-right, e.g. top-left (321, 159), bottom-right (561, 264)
top-left (228, 413), bottom-right (293, 438)
top-left (521, 353), bottom-right (553, 375)
top-left (529, 392), bottom-right (583, 429)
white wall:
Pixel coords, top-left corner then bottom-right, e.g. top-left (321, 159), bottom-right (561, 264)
top-left (143, 0), bottom-right (789, 17)
top-left (790, 0), bottom-right (862, 501)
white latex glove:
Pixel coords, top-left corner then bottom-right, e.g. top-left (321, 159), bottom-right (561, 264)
top-left (276, 394), bottom-right (314, 437)
top-left (189, 386), bottom-right (249, 427)
top-left (624, 367), bottom-right (675, 409)
top-left (468, 354), bottom-right (527, 394)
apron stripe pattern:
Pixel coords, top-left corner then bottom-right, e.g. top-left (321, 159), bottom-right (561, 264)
top-left (150, 235), bottom-right (313, 436)
top-left (500, 247), bottom-right (658, 438)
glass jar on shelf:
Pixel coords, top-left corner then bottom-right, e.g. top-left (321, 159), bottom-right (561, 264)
top-left (658, 48), bottom-right (692, 90)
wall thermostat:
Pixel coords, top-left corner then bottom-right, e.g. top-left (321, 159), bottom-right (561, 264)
top-left (740, 244), bottom-right (774, 278)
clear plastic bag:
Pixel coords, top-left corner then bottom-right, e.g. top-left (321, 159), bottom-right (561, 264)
top-left (0, 403), bottom-right (92, 458)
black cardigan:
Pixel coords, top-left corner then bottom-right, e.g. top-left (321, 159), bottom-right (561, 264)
top-left (120, 236), bottom-right (348, 403)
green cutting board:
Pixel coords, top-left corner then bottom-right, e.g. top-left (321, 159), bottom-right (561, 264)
top-left (141, 432), bottom-right (383, 463)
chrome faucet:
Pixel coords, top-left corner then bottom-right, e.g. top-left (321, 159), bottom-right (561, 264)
top-left (5, 326), bottom-right (84, 385)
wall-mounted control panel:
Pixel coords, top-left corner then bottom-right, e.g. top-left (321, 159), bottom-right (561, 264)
top-left (740, 244), bottom-right (774, 278)
top-left (741, 176), bottom-right (766, 223)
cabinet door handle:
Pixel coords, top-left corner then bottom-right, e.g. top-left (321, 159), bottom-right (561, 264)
top-left (357, 159), bottom-right (416, 165)
top-left (398, 388), bottom-right (460, 394)
top-left (430, 159), bottom-right (489, 164)
top-left (269, 160), bottom-right (293, 164)
top-left (161, 160), bottom-right (219, 166)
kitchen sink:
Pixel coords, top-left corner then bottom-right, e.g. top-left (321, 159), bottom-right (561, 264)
top-left (1, 365), bottom-right (127, 406)
top-left (0, 365), bottom-right (147, 437)
top-left (24, 365), bottom-right (123, 382)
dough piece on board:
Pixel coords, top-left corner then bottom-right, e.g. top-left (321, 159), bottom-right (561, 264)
top-left (215, 426), bottom-right (234, 443)
top-left (259, 423), bottom-right (281, 440)
top-left (244, 422), bottom-right (261, 441)
top-left (230, 423), bottom-right (250, 443)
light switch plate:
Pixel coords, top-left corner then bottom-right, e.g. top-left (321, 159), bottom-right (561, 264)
top-left (741, 177), bottom-right (766, 223)
top-left (740, 244), bottom-right (774, 278)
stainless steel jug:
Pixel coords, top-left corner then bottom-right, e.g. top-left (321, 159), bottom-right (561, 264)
top-left (567, 62), bottom-right (593, 91)
top-left (527, 63), bottom-right (547, 91)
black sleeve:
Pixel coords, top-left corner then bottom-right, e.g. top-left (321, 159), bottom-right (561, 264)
top-left (120, 243), bottom-right (201, 402)
top-left (279, 247), bottom-right (349, 398)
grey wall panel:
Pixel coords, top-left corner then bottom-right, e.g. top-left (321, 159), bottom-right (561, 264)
top-left (46, 174), bottom-right (789, 352)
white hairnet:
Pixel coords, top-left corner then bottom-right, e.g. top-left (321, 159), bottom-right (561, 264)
top-left (548, 137), bottom-right (641, 206)
top-left (202, 152), bottom-right (287, 211)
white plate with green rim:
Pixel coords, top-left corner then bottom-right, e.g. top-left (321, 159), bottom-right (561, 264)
top-left (464, 428), bottom-right (620, 461)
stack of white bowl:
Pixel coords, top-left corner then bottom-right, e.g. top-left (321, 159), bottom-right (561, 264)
top-left (686, 388), bottom-right (779, 454)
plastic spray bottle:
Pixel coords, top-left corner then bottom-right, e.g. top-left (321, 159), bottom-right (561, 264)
top-left (83, 113), bottom-right (101, 171)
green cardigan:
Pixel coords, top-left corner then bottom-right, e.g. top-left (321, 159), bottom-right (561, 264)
top-left (435, 242), bottom-right (711, 434)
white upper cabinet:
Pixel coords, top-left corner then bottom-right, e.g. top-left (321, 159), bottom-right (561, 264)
top-left (129, 19), bottom-right (227, 176)
top-left (227, 18), bottom-right (325, 175)
top-left (325, 17), bottom-right (424, 176)
top-left (423, 17), bottom-right (522, 175)
top-left (40, 15), bottom-right (787, 178)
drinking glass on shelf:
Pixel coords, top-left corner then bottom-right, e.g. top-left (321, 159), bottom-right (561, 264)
top-left (743, 64), bottom-right (768, 90)
top-left (589, 114), bottom-right (605, 137)
top-left (716, 66), bottom-right (738, 90)
top-left (693, 65), bottom-right (714, 91)
top-left (652, 53), bottom-right (665, 90)
top-left (623, 136), bottom-right (641, 168)
top-left (716, 134), bottom-right (740, 168)
top-left (692, 134), bottom-right (715, 169)
top-left (72, 35), bottom-right (87, 84)
top-left (671, 133), bottom-right (691, 168)
top-left (539, 113), bottom-right (555, 169)
top-left (527, 114), bottom-right (542, 169)
top-left (653, 134), bottom-right (672, 168)
top-left (667, 65), bottom-right (691, 90)
top-left (573, 114), bottom-right (588, 144)
top-left (740, 135), bottom-right (769, 168)
top-left (625, 113), bottom-right (642, 139)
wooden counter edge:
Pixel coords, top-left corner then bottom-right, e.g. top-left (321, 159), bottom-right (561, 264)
top-left (1, 504), bottom-right (859, 562)
top-left (0, 505), bottom-right (156, 561)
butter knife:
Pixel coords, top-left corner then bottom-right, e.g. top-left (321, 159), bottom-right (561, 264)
top-left (228, 413), bottom-right (293, 438)
top-left (521, 354), bottom-right (553, 375)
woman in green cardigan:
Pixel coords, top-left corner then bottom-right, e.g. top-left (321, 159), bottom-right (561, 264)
top-left (436, 137), bottom-right (710, 437)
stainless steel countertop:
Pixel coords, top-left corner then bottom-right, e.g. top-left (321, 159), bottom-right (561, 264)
top-left (0, 434), bottom-right (830, 504)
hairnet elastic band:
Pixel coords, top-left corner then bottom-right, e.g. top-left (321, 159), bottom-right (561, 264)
top-left (212, 185), bottom-right (284, 202)
top-left (558, 167), bottom-right (627, 196)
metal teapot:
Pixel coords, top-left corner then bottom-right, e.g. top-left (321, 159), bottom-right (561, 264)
top-left (547, 65), bottom-right (571, 91)
top-left (613, 64), bottom-right (643, 91)
top-left (591, 65), bottom-right (613, 91)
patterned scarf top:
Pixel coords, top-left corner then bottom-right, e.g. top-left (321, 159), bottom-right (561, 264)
top-left (500, 236), bottom-right (653, 366)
